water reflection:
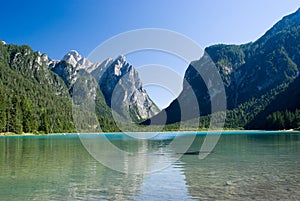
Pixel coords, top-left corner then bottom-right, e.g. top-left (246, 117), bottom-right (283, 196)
top-left (0, 135), bottom-right (196, 200)
top-left (0, 136), bottom-right (145, 200)
top-left (181, 134), bottom-right (300, 200)
top-left (78, 133), bottom-right (197, 174)
top-left (0, 133), bottom-right (300, 200)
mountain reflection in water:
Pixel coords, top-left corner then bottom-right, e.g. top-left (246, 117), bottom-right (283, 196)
top-left (0, 132), bottom-right (300, 200)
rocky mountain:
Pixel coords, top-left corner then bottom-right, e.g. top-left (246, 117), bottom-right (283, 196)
top-left (50, 51), bottom-right (160, 122)
top-left (0, 41), bottom-right (159, 133)
top-left (143, 8), bottom-right (300, 129)
top-left (0, 43), bottom-right (74, 133)
top-left (97, 55), bottom-right (160, 121)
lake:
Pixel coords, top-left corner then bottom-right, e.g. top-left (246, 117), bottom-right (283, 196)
top-left (0, 131), bottom-right (300, 200)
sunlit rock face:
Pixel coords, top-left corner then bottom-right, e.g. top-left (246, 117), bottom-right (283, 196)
top-left (51, 51), bottom-right (160, 122)
top-left (98, 55), bottom-right (160, 121)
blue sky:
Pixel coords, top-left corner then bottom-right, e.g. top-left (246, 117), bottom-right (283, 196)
top-left (1, 0), bottom-right (300, 108)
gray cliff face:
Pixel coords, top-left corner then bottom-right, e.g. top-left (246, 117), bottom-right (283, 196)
top-left (98, 55), bottom-right (160, 121)
top-left (50, 51), bottom-right (159, 121)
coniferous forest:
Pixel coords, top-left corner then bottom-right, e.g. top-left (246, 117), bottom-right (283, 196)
top-left (0, 43), bottom-right (75, 134)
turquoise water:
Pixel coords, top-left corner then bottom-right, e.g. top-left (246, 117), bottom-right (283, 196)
top-left (0, 131), bottom-right (300, 200)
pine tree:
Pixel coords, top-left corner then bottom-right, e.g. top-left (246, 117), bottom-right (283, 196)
top-left (39, 109), bottom-right (49, 133)
top-left (21, 97), bottom-right (34, 133)
top-left (294, 109), bottom-right (300, 129)
top-left (0, 86), bottom-right (6, 132)
top-left (6, 98), bottom-right (12, 132)
top-left (276, 112), bottom-right (285, 130)
top-left (9, 96), bottom-right (23, 134)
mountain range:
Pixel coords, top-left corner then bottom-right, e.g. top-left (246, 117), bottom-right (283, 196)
top-left (144, 8), bottom-right (300, 130)
top-left (0, 42), bottom-right (159, 133)
top-left (0, 8), bottom-right (300, 133)
top-left (50, 50), bottom-right (159, 121)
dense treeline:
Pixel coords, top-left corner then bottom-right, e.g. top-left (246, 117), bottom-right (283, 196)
top-left (0, 87), bottom-right (34, 133)
top-left (0, 84), bottom-right (75, 134)
top-left (245, 75), bottom-right (300, 130)
top-left (161, 78), bottom-right (300, 131)
top-left (266, 109), bottom-right (300, 130)
top-left (0, 42), bottom-right (75, 134)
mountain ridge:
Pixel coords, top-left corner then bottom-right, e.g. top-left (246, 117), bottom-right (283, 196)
top-left (54, 51), bottom-right (160, 122)
top-left (143, 8), bottom-right (300, 129)
top-left (0, 42), bottom-right (159, 133)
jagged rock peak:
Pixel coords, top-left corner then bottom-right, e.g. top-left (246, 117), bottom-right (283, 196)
top-left (41, 53), bottom-right (49, 62)
top-left (62, 50), bottom-right (83, 67)
top-left (63, 50), bottom-right (82, 60)
top-left (112, 55), bottom-right (127, 76)
top-left (115, 55), bottom-right (126, 63)
top-left (77, 57), bottom-right (93, 69)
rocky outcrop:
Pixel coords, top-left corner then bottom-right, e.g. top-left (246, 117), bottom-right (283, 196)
top-left (50, 51), bottom-right (159, 122)
top-left (98, 55), bottom-right (160, 121)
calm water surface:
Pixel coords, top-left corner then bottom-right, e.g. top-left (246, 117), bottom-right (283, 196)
top-left (0, 131), bottom-right (300, 200)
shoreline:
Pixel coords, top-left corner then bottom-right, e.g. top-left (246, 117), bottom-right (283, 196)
top-left (0, 129), bottom-right (299, 137)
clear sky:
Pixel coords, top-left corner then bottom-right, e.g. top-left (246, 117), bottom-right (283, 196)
top-left (1, 0), bottom-right (300, 108)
